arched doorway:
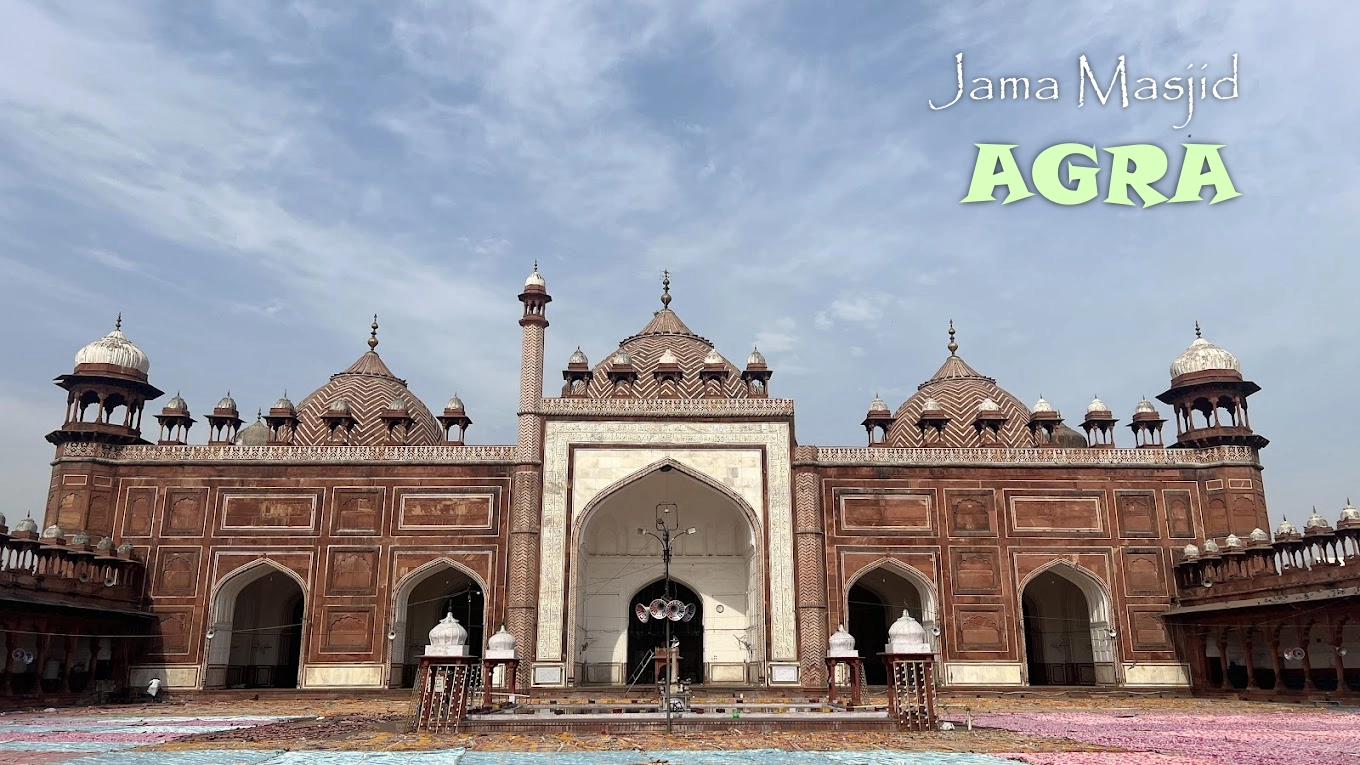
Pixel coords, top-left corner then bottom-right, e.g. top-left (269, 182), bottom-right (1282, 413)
top-left (391, 562), bottom-right (485, 688)
top-left (206, 562), bottom-right (306, 689)
top-left (1020, 565), bottom-right (1115, 686)
top-left (572, 461), bottom-right (763, 686)
top-left (626, 578), bottom-right (704, 684)
top-left (846, 562), bottom-right (936, 685)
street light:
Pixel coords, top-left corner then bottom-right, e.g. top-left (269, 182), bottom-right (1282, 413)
top-left (637, 467), bottom-right (697, 734)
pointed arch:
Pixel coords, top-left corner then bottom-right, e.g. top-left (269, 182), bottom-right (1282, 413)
top-left (573, 457), bottom-right (762, 544)
top-left (388, 558), bottom-right (488, 687)
top-left (1018, 558), bottom-right (1118, 686)
top-left (844, 558), bottom-right (940, 684)
top-left (845, 557), bottom-right (940, 629)
top-left (204, 558), bottom-right (308, 690)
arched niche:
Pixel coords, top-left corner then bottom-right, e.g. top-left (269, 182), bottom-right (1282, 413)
top-left (844, 559), bottom-right (939, 685)
top-left (389, 559), bottom-right (488, 688)
top-left (1019, 561), bottom-right (1117, 686)
top-left (568, 459), bottom-right (763, 686)
top-left (204, 559), bottom-right (307, 689)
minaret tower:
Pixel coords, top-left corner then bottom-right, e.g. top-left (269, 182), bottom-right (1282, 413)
top-left (508, 262), bottom-right (551, 687)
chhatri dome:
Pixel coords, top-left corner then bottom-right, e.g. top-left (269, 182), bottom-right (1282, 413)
top-left (886, 321), bottom-right (1031, 447)
top-left (74, 314), bottom-right (150, 377)
top-left (579, 271), bottom-right (753, 399)
top-left (293, 316), bottom-right (441, 446)
top-left (1170, 322), bottom-right (1241, 379)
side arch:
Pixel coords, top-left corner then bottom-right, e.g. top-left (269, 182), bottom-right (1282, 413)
top-left (1017, 559), bottom-right (1118, 686)
top-left (844, 557), bottom-right (940, 653)
top-left (204, 558), bottom-right (309, 690)
top-left (388, 558), bottom-right (489, 687)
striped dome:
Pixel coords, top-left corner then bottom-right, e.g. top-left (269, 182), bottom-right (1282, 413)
top-left (294, 350), bottom-right (439, 446)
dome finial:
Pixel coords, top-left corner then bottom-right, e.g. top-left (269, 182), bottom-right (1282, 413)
top-left (368, 314), bottom-right (379, 350)
top-left (660, 269), bottom-right (671, 308)
top-left (1194, 320), bottom-right (1202, 339)
top-left (947, 319), bottom-right (958, 355)
top-left (115, 312), bottom-right (122, 331)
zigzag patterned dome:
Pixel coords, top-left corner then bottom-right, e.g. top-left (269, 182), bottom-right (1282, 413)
top-left (583, 277), bottom-right (749, 399)
top-left (887, 324), bottom-right (1030, 447)
top-left (294, 319), bottom-right (440, 446)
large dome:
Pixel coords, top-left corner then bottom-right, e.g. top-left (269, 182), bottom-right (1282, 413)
top-left (294, 324), bottom-right (440, 446)
top-left (74, 315), bottom-right (150, 376)
top-left (887, 338), bottom-right (1031, 448)
top-left (1170, 325), bottom-right (1240, 379)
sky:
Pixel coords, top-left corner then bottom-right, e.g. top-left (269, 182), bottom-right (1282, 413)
top-left (1, 0), bottom-right (1356, 530)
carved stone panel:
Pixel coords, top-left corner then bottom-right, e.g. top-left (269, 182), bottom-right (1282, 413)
top-left (163, 488), bottom-right (208, 536)
top-left (953, 605), bottom-right (1007, 652)
top-left (332, 488), bottom-right (383, 535)
top-left (55, 490), bottom-right (83, 531)
top-left (326, 548), bottom-right (379, 595)
top-left (153, 547), bottom-right (201, 597)
top-left (1129, 607), bottom-right (1172, 651)
top-left (945, 491), bottom-right (996, 536)
top-left (221, 493), bottom-right (317, 530)
top-left (154, 609), bottom-right (194, 656)
top-left (1009, 495), bottom-right (1104, 533)
top-left (320, 607), bottom-right (375, 654)
top-left (396, 491), bottom-right (495, 531)
top-left (122, 488), bottom-right (156, 537)
top-left (88, 492), bottom-right (112, 535)
top-left (837, 491), bottom-right (932, 533)
top-left (1204, 497), bottom-right (1229, 537)
top-left (1230, 493), bottom-right (1259, 533)
top-left (1115, 491), bottom-right (1158, 538)
top-left (950, 548), bottom-right (1000, 595)
top-left (1164, 490), bottom-right (1195, 538)
top-left (1122, 550), bottom-right (1167, 596)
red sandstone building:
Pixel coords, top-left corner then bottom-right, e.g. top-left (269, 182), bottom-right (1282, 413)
top-left (3, 268), bottom-right (1357, 703)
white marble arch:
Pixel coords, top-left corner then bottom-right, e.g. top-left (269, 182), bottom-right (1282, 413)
top-left (844, 557), bottom-right (940, 655)
top-left (1017, 559), bottom-right (1119, 685)
top-left (388, 558), bottom-right (489, 686)
top-left (566, 458), bottom-right (766, 685)
top-left (204, 558), bottom-right (308, 689)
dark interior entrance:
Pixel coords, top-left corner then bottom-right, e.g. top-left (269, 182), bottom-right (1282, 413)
top-left (401, 575), bottom-right (484, 688)
top-left (627, 579), bottom-right (703, 684)
top-left (226, 570), bottom-right (304, 689)
top-left (848, 584), bottom-right (889, 685)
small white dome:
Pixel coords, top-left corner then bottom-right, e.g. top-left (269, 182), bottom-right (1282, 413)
top-left (659, 348), bottom-right (678, 365)
top-left (569, 347), bottom-right (588, 365)
top-left (387, 395), bottom-right (408, 411)
top-left (96, 536), bottom-right (115, 551)
top-left (70, 530), bottom-right (90, 545)
top-left (488, 625), bottom-right (516, 652)
top-left (921, 397), bottom-right (942, 412)
top-left (74, 319), bottom-right (151, 375)
top-left (427, 612), bottom-right (469, 654)
top-left (42, 524), bottom-right (63, 539)
top-left (885, 609), bottom-right (931, 654)
top-left (1248, 527), bottom-right (1270, 543)
top-left (328, 398), bottom-right (351, 413)
top-left (15, 517), bottom-right (38, 533)
top-left (1134, 398), bottom-right (1158, 415)
top-left (164, 394), bottom-right (189, 412)
top-left (1182, 543), bottom-right (1200, 559)
top-left (444, 394), bottom-right (465, 411)
top-left (747, 347), bottom-right (766, 366)
top-left (524, 266), bottom-right (546, 288)
top-left (1305, 507), bottom-right (1331, 530)
top-left (1202, 538), bottom-right (1220, 554)
top-left (215, 393), bottom-right (238, 411)
top-left (272, 394), bottom-right (295, 411)
top-left (234, 420), bottom-right (270, 446)
top-left (869, 395), bottom-right (890, 413)
top-left (978, 397), bottom-right (1000, 412)
top-left (1340, 500), bottom-right (1359, 522)
top-left (704, 348), bottom-right (724, 365)
top-left (1276, 518), bottom-right (1297, 536)
top-left (117, 542), bottom-right (134, 555)
top-left (1087, 396), bottom-right (1109, 414)
top-left (612, 350), bottom-right (633, 366)
top-left (1170, 333), bottom-right (1240, 378)
top-left (1032, 397), bottom-right (1056, 414)
top-left (1224, 533), bottom-right (1243, 549)
top-left (828, 624), bottom-right (856, 653)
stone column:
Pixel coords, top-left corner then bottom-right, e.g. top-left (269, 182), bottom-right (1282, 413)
top-left (507, 270), bottom-right (549, 689)
top-left (793, 458), bottom-right (828, 688)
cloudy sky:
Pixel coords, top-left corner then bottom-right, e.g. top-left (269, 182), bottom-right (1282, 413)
top-left (1, 1), bottom-right (1355, 528)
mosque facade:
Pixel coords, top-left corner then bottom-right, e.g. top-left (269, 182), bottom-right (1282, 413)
top-left (15, 266), bottom-right (1338, 695)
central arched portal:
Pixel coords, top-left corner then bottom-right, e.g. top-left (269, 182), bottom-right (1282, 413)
top-left (846, 561), bottom-right (938, 686)
top-left (572, 461), bottom-right (763, 686)
top-left (205, 561), bottom-right (306, 689)
top-left (626, 578), bottom-right (704, 683)
top-left (1020, 565), bottom-right (1116, 686)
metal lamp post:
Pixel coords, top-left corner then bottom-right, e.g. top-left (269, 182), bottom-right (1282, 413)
top-left (638, 467), bottom-right (696, 734)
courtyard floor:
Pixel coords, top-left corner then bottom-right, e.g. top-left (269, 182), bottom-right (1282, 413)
top-left (0, 696), bottom-right (1355, 764)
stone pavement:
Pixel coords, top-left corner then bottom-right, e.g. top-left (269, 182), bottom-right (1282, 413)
top-left (2, 702), bottom-right (1358, 764)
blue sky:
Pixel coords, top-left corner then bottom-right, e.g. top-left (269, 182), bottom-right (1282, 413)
top-left (1, 1), bottom-right (1355, 529)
